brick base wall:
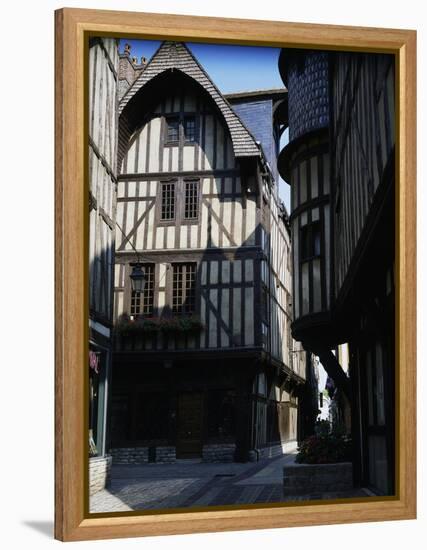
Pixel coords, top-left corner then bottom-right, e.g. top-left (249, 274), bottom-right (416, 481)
top-left (154, 446), bottom-right (176, 463)
top-left (111, 447), bottom-right (148, 463)
top-left (202, 444), bottom-right (236, 462)
top-left (111, 446), bottom-right (176, 464)
top-left (111, 441), bottom-right (298, 465)
top-left (89, 455), bottom-right (112, 496)
top-left (112, 445), bottom-right (239, 463)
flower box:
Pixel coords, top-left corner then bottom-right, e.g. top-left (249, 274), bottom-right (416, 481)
top-left (115, 313), bottom-right (205, 336)
top-left (283, 461), bottom-right (353, 495)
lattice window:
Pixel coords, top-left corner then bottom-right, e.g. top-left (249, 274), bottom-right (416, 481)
top-left (184, 180), bottom-right (199, 219)
top-left (166, 116), bottom-right (179, 142)
top-left (160, 181), bottom-right (176, 220)
top-left (300, 221), bottom-right (321, 261)
top-left (130, 264), bottom-right (155, 317)
top-left (184, 116), bottom-right (196, 142)
top-left (172, 263), bottom-right (197, 314)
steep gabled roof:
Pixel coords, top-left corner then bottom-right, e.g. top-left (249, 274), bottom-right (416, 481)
top-left (119, 41), bottom-right (260, 159)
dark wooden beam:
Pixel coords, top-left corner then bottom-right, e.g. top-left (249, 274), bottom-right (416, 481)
top-left (311, 347), bottom-right (351, 401)
top-left (118, 168), bottom-right (240, 181)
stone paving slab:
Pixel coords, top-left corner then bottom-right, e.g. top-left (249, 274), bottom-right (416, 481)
top-left (91, 477), bottom-right (209, 512)
top-left (235, 453), bottom-right (297, 485)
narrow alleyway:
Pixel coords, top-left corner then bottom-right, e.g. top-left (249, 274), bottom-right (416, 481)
top-left (90, 452), bottom-right (368, 513)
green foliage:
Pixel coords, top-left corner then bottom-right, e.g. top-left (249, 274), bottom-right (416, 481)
top-left (314, 419), bottom-right (331, 437)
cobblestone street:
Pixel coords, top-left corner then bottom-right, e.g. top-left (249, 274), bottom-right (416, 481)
top-left (90, 452), bottom-right (368, 513)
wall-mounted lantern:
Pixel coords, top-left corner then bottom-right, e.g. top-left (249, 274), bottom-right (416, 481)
top-left (129, 262), bottom-right (146, 293)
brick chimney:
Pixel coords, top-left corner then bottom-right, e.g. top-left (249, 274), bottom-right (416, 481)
top-left (118, 44), bottom-right (147, 99)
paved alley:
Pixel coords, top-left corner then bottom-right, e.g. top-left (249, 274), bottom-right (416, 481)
top-left (90, 453), bottom-right (368, 513)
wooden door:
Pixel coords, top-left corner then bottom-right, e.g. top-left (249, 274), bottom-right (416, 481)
top-left (177, 392), bottom-right (203, 458)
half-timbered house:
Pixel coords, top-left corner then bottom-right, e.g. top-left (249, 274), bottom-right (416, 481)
top-left (88, 37), bottom-right (119, 493)
top-left (278, 49), bottom-right (395, 494)
top-left (109, 41), bottom-right (311, 463)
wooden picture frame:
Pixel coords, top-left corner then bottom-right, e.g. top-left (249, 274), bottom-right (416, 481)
top-left (55, 7), bottom-right (416, 542)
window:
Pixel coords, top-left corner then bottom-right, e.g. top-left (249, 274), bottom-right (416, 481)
top-left (301, 221), bottom-right (321, 261)
top-left (159, 179), bottom-right (199, 224)
top-left (261, 285), bottom-right (268, 321)
top-left (130, 264), bottom-right (155, 317)
top-left (261, 322), bottom-right (269, 348)
top-left (300, 220), bottom-right (323, 314)
top-left (172, 263), bottom-right (197, 314)
top-left (184, 180), bottom-right (199, 219)
top-left (166, 116), bottom-right (179, 142)
top-left (160, 181), bottom-right (175, 220)
top-left (313, 224), bottom-right (321, 256)
top-left (165, 115), bottom-right (197, 145)
top-left (184, 116), bottom-right (196, 142)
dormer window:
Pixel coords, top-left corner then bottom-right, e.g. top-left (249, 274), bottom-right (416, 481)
top-left (184, 116), bottom-right (196, 142)
top-left (164, 115), bottom-right (197, 145)
top-left (166, 116), bottom-right (179, 143)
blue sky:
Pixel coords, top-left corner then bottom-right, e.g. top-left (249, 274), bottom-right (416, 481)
top-left (119, 39), bottom-right (284, 93)
top-left (118, 39), bottom-right (290, 207)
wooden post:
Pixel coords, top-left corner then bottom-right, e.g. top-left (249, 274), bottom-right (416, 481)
top-left (234, 370), bottom-right (254, 462)
top-left (312, 347), bottom-right (351, 401)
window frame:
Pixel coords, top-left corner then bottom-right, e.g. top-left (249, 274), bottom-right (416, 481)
top-left (300, 220), bottom-right (322, 262)
top-left (157, 177), bottom-right (200, 226)
top-left (164, 115), bottom-right (180, 145)
top-left (130, 263), bottom-right (156, 318)
top-left (183, 115), bottom-right (197, 144)
top-left (261, 283), bottom-right (269, 323)
top-left (163, 114), bottom-right (199, 147)
top-left (299, 216), bottom-right (324, 315)
top-left (182, 177), bottom-right (200, 222)
top-left (158, 179), bottom-right (177, 224)
top-left (170, 262), bottom-right (198, 315)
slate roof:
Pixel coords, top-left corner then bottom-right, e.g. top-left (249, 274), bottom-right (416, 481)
top-left (224, 88), bottom-right (287, 101)
top-left (119, 41), bottom-right (260, 159)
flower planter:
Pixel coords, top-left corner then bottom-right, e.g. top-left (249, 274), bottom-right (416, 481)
top-left (283, 461), bottom-right (353, 495)
top-left (115, 314), bottom-right (205, 336)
